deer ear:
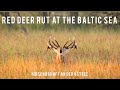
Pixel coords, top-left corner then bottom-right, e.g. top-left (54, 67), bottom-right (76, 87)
top-left (75, 43), bottom-right (77, 49)
top-left (44, 46), bottom-right (50, 55)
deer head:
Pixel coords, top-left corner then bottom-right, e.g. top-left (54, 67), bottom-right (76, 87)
top-left (45, 36), bottom-right (77, 63)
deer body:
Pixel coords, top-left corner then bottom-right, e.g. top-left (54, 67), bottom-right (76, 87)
top-left (54, 47), bottom-right (69, 63)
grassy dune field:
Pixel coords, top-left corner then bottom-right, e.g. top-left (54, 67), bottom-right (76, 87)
top-left (0, 29), bottom-right (120, 79)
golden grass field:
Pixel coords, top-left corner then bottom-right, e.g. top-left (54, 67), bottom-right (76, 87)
top-left (0, 29), bottom-right (120, 79)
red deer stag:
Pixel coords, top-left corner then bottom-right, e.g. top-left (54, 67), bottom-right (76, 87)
top-left (45, 36), bottom-right (77, 63)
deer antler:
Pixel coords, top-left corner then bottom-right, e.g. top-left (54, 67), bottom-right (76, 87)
top-left (54, 38), bottom-right (60, 47)
top-left (48, 37), bottom-right (56, 49)
top-left (47, 36), bottom-right (60, 50)
top-left (63, 37), bottom-right (71, 48)
top-left (44, 43), bottom-right (51, 54)
top-left (63, 37), bottom-right (77, 49)
top-left (50, 38), bottom-right (60, 48)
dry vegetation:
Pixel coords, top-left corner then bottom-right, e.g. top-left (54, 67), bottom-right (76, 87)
top-left (0, 29), bottom-right (120, 79)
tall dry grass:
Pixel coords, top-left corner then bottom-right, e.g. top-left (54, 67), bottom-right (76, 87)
top-left (0, 29), bottom-right (120, 79)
